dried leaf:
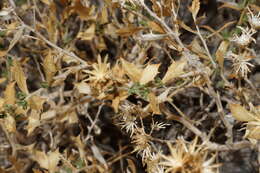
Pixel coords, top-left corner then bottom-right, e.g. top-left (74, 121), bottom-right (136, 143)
top-left (178, 20), bottom-right (197, 34)
top-left (121, 59), bottom-right (142, 82)
top-left (40, 0), bottom-right (50, 5)
top-left (41, 110), bottom-right (56, 120)
top-left (229, 103), bottom-right (255, 122)
top-left (245, 124), bottom-right (260, 140)
top-left (28, 96), bottom-right (46, 111)
top-left (216, 41), bottom-right (229, 69)
top-left (0, 77), bottom-right (6, 84)
top-left (112, 91), bottom-right (128, 113)
top-left (3, 115), bottom-right (16, 133)
top-left (190, 39), bottom-right (208, 60)
top-left (34, 149), bottom-right (60, 172)
top-left (148, 92), bottom-right (161, 114)
top-left (27, 110), bottom-right (41, 135)
top-left (12, 59), bottom-right (29, 94)
top-left (75, 82), bottom-right (91, 94)
top-left (100, 7), bottom-right (108, 24)
top-left (0, 27), bottom-right (23, 57)
top-left (126, 159), bottom-right (137, 173)
top-left (91, 145), bottom-right (108, 169)
top-left (77, 24), bottom-right (95, 41)
top-left (0, 98), bottom-right (4, 111)
top-left (70, 0), bottom-right (97, 20)
top-left (4, 82), bottom-right (16, 105)
top-left (116, 26), bottom-right (144, 37)
top-left (60, 111), bottom-right (78, 124)
top-left (189, 0), bottom-right (200, 20)
top-left (162, 59), bottom-right (186, 84)
top-left (43, 51), bottom-right (57, 85)
top-left (139, 64), bottom-right (160, 85)
top-left (148, 21), bottom-right (165, 34)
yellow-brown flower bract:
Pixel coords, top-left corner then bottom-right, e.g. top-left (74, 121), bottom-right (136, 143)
top-left (83, 55), bottom-right (111, 87)
top-left (131, 127), bottom-right (153, 161)
top-left (231, 26), bottom-right (256, 47)
top-left (83, 56), bottom-right (128, 99)
top-left (159, 137), bottom-right (219, 173)
top-left (247, 7), bottom-right (260, 29)
top-left (226, 51), bottom-right (254, 78)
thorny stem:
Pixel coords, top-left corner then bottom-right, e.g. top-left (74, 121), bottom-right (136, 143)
top-left (139, 1), bottom-right (185, 48)
top-left (195, 24), bottom-right (217, 68)
top-left (24, 24), bottom-right (89, 66)
top-left (11, 10), bottom-right (89, 67)
top-left (205, 75), bottom-right (233, 144)
top-left (160, 103), bottom-right (251, 151)
top-left (139, 0), bottom-right (217, 68)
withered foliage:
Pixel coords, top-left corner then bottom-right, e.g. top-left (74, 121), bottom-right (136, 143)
top-left (0, 0), bottom-right (259, 173)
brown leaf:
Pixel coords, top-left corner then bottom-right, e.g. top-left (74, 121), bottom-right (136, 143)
top-left (229, 103), bottom-right (255, 122)
top-left (116, 26), bottom-right (144, 37)
top-left (148, 21), bottom-right (165, 34)
top-left (100, 7), bottom-right (108, 24)
top-left (75, 82), bottom-right (91, 94)
top-left (121, 59), bottom-right (142, 82)
top-left (4, 82), bottom-right (16, 105)
top-left (162, 59), bottom-right (186, 84)
top-left (70, 0), bottom-right (97, 20)
top-left (28, 95), bottom-right (46, 111)
top-left (0, 77), bottom-right (6, 84)
top-left (0, 28), bottom-right (23, 57)
top-left (34, 149), bottom-right (60, 172)
top-left (3, 115), bottom-right (16, 133)
top-left (43, 51), bottom-right (57, 85)
top-left (0, 98), bottom-right (4, 111)
top-left (148, 92), bottom-right (161, 114)
top-left (245, 123), bottom-right (260, 140)
top-left (216, 41), bottom-right (229, 69)
top-left (140, 64), bottom-right (160, 85)
top-left (189, 0), bottom-right (200, 20)
top-left (11, 59), bottom-right (29, 94)
top-left (40, 0), bottom-right (50, 5)
top-left (27, 110), bottom-right (41, 135)
top-left (126, 159), bottom-right (137, 173)
top-left (77, 24), bottom-right (96, 41)
top-left (112, 91), bottom-right (128, 113)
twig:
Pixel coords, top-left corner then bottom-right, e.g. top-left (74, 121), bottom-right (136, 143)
top-left (195, 24), bottom-right (217, 68)
top-left (160, 103), bottom-right (251, 151)
top-left (11, 10), bottom-right (89, 67)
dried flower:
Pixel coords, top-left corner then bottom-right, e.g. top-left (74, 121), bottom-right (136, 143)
top-left (83, 55), bottom-right (113, 95)
top-left (231, 26), bottom-right (256, 46)
top-left (84, 55), bottom-right (111, 85)
top-left (227, 51), bottom-right (254, 77)
top-left (247, 7), bottom-right (260, 29)
top-left (146, 152), bottom-right (165, 173)
top-left (132, 128), bottom-right (153, 161)
top-left (117, 102), bottom-right (141, 136)
top-left (159, 137), bottom-right (219, 173)
top-left (151, 121), bottom-right (169, 131)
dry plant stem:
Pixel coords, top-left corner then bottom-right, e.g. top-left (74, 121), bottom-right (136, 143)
top-left (24, 24), bottom-right (88, 67)
top-left (245, 78), bottom-right (260, 99)
top-left (140, 0), bottom-right (217, 68)
top-left (139, 1), bottom-right (185, 49)
top-left (32, 55), bottom-right (45, 81)
top-left (0, 122), bottom-right (17, 157)
top-left (161, 104), bottom-right (251, 151)
top-left (85, 103), bottom-right (104, 142)
top-left (204, 75), bottom-right (233, 144)
top-left (258, 142), bottom-right (260, 173)
top-left (12, 9), bottom-right (88, 67)
top-left (195, 24), bottom-right (217, 68)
